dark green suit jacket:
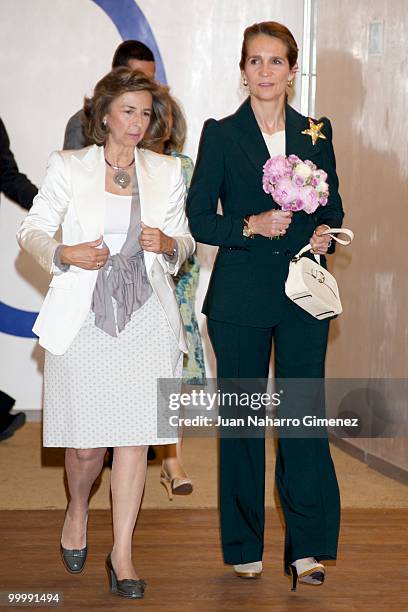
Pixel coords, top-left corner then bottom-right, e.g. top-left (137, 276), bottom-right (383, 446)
top-left (186, 98), bottom-right (344, 327)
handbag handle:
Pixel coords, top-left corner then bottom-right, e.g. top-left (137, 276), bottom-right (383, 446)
top-left (293, 227), bottom-right (354, 262)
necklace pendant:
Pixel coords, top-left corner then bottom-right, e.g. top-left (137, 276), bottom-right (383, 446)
top-left (113, 169), bottom-right (131, 189)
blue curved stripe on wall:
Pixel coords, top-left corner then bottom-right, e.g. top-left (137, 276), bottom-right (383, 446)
top-left (1, 0), bottom-right (167, 338)
top-left (0, 301), bottom-right (37, 338)
top-left (92, 0), bottom-right (167, 83)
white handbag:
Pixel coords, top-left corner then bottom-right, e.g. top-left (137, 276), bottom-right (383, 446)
top-left (285, 228), bottom-right (354, 319)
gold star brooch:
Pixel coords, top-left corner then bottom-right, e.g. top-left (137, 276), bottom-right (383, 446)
top-left (301, 118), bottom-right (327, 146)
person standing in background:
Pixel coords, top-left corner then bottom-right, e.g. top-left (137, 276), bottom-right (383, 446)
top-left (0, 116), bottom-right (38, 440)
top-left (0, 117), bottom-right (38, 210)
top-left (63, 40), bottom-right (155, 150)
top-left (150, 91), bottom-right (206, 499)
top-left (0, 391), bottom-right (25, 442)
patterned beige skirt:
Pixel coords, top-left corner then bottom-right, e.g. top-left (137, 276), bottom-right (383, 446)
top-left (43, 293), bottom-right (182, 448)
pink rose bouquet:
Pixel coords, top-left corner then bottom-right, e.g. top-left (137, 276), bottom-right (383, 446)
top-left (262, 154), bottom-right (329, 214)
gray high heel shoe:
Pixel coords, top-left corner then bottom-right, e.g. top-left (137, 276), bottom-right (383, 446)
top-left (105, 554), bottom-right (146, 599)
top-left (60, 506), bottom-right (88, 573)
top-left (60, 544), bottom-right (88, 574)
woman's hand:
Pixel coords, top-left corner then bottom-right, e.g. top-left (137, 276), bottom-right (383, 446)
top-left (310, 225), bottom-right (332, 255)
top-left (249, 209), bottom-right (293, 238)
top-left (139, 222), bottom-right (176, 254)
top-left (60, 236), bottom-right (110, 270)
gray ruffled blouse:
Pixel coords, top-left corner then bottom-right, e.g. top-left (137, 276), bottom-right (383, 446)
top-left (91, 171), bottom-right (152, 337)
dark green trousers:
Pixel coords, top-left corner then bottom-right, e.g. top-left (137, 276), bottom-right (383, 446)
top-left (207, 301), bottom-right (340, 567)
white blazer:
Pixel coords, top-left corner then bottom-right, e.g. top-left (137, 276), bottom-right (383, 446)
top-left (16, 144), bottom-right (195, 355)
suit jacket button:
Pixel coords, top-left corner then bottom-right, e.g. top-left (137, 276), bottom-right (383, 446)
top-left (151, 270), bottom-right (155, 277)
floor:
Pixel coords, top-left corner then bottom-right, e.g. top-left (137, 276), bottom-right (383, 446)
top-left (0, 508), bottom-right (406, 611)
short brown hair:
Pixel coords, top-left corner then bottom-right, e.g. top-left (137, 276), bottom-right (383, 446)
top-left (84, 66), bottom-right (167, 147)
top-left (239, 21), bottom-right (298, 70)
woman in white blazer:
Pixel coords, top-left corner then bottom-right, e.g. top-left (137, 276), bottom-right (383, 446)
top-left (17, 67), bottom-right (194, 599)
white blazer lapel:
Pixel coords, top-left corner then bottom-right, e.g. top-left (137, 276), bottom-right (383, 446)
top-left (135, 147), bottom-right (169, 272)
top-left (71, 145), bottom-right (106, 239)
top-left (135, 147), bottom-right (168, 229)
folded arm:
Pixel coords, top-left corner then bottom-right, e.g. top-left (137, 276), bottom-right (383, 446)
top-left (16, 151), bottom-right (70, 275)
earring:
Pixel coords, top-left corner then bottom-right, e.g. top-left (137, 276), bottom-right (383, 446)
top-left (287, 79), bottom-right (294, 88)
top-left (102, 118), bottom-right (107, 128)
top-left (242, 77), bottom-right (248, 87)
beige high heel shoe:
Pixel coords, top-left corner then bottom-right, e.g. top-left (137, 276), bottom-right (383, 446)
top-left (233, 561), bottom-right (263, 579)
top-left (288, 558), bottom-right (325, 591)
top-left (160, 463), bottom-right (193, 501)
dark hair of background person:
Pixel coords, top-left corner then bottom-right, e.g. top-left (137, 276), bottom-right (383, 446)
top-left (112, 40), bottom-right (155, 68)
top-left (239, 21), bottom-right (298, 70)
top-left (83, 67), bottom-right (167, 148)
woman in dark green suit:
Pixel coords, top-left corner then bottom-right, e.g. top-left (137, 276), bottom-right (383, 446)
top-left (186, 22), bottom-right (344, 591)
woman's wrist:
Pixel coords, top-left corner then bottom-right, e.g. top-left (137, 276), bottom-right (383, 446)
top-left (243, 214), bottom-right (256, 239)
top-left (54, 245), bottom-right (70, 271)
top-left (59, 245), bottom-right (71, 265)
top-left (163, 238), bottom-right (178, 262)
top-left (248, 215), bottom-right (256, 232)
top-left (163, 237), bottom-right (177, 257)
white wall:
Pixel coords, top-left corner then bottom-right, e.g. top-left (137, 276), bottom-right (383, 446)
top-left (0, 0), bottom-right (304, 410)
